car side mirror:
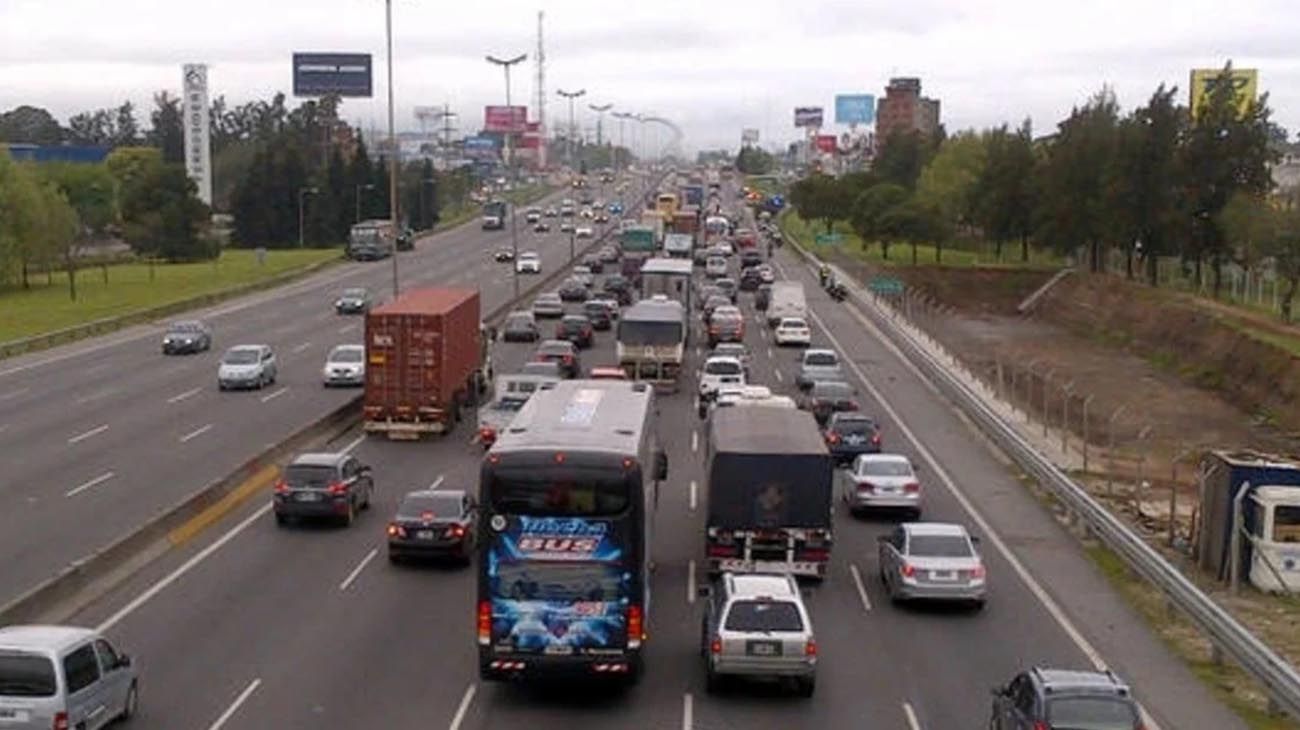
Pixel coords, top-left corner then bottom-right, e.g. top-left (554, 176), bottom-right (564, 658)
top-left (654, 450), bottom-right (669, 480)
top-left (117, 654), bottom-right (132, 669)
top-left (970, 536), bottom-right (981, 545)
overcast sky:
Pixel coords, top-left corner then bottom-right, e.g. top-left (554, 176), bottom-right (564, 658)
top-left (2, 0), bottom-right (1298, 153)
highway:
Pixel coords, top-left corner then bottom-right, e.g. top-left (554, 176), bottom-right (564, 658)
top-left (58, 195), bottom-right (1245, 729)
top-left (0, 179), bottom-right (645, 609)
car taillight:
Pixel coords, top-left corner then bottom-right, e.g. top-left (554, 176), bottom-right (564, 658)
top-left (709, 326), bottom-right (719, 334)
top-left (563, 355), bottom-right (574, 364)
top-left (479, 426), bottom-right (497, 445)
top-left (901, 563), bottom-right (916, 578)
top-left (627, 604), bottom-right (644, 646)
top-left (847, 400), bottom-right (859, 410)
top-left (53, 713), bottom-right (68, 730)
top-left (327, 482), bottom-right (348, 496)
top-left (970, 564), bottom-right (986, 579)
top-left (710, 637), bottom-right (722, 655)
top-left (903, 482), bottom-right (920, 493)
top-left (871, 433), bottom-right (881, 445)
top-left (805, 639), bottom-right (817, 657)
top-left (273, 479), bottom-right (290, 495)
top-left (825, 432), bottom-right (841, 445)
top-left (477, 600), bottom-right (492, 643)
top-left (448, 523), bottom-right (467, 538)
top-left (857, 481), bottom-right (874, 493)
top-left (1033, 723), bottom-right (1049, 730)
top-left (387, 523), bottom-right (406, 538)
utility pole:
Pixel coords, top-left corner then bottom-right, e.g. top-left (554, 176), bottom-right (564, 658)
top-left (556, 89), bottom-right (586, 168)
top-left (385, 0), bottom-right (400, 297)
top-left (298, 187), bottom-right (319, 247)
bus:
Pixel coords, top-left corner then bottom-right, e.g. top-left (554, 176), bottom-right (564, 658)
top-left (347, 219), bottom-right (395, 260)
top-left (640, 257), bottom-right (694, 313)
top-left (478, 380), bottom-right (667, 683)
top-left (617, 296), bottom-right (688, 389)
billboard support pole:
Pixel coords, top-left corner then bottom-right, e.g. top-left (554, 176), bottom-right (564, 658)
top-left (385, 0), bottom-right (400, 298)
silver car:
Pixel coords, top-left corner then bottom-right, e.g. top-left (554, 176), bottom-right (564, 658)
top-left (0, 625), bottom-right (139, 729)
top-left (699, 572), bottom-right (817, 697)
top-left (877, 522), bottom-right (987, 609)
top-left (532, 292), bottom-right (565, 319)
top-left (217, 344), bottom-right (277, 390)
top-left (796, 348), bottom-right (843, 390)
top-left (322, 344), bottom-right (365, 387)
top-left (843, 453), bottom-right (920, 517)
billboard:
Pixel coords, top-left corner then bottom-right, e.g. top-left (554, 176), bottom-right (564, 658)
top-left (834, 94), bottom-right (876, 125)
top-left (1190, 68), bottom-right (1259, 119)
top-left (464, 135), bottom-right (500, 160)
top-left (485, 105), bottom-right (528, 133)
top-left (292, 53), bottom-right (373, 97)
top-left (742, 128), bottom-right (760, 144)
top-left (815, 134), bottom-right (838, 154)
top-left (182, 64), bottom-right (212, 206)
top-left (794, 107), bottom-right (824, 128)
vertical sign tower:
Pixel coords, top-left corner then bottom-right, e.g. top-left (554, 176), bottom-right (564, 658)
top-left (182, 64), bottom-right (212, 206)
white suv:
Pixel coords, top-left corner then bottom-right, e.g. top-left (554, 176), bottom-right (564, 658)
top-left (699, 355), bottom-right (745, 401)
top-left (516, 251), bottom-right (542, 274)
top-left (699, 573), bottom-right (817, 697)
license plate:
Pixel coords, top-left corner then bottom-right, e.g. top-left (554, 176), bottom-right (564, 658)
top-left (416, 530), bottom-right (434, 540)
top-left (0, 709), bottom-right (29, 721)
top-left (544, 645), bottom-right (574, 655)
top-left (747, 640), bottom-right (782, 657)
top-left (930, 570), bottom-right (957, 581)
top-left (845, 434), bottom-right (866, 445)
top-left (295, 492), bottom-right (322, 502)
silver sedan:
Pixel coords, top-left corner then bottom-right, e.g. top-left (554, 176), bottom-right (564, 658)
top-left (877, 522), bottom-right (986, 609)
top-left (843, 453), bottom-right (921, 518)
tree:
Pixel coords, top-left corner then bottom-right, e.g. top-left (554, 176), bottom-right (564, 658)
top-left (873, 129), bottom-right (928, 190)
top-left (119, 163), bottom-right (211, 261)
top-left (1106, 85), bottom-right (1185, 282)
top-left (736, 146), bottom-right (774, 175)
top-left (1263, 195), bottom-right (1300, 320)
top-left (0, 106), bottom-right (64, 144)
top-left (148, 92), bottom-right (185, 164)
top-left (66, 109), bottom-right (117, 146)
top-left (851, 183), bottom-right (910, 259)
top-left (105, 146), bottom-right (164, 195)
top-left (973, 121), bottom-right (1037, 260)
top-left (114, 102), bottom-right (140, 147)
top-left (877, 196), bottom-right (950, 264)
top-left (0, 154), bottom-right (81, 295)
top-left (916, 131), bottom-right (987, 259)
top-left (788, 174), bottom-right (851, 234)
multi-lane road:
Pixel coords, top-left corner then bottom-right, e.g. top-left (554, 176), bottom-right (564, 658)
top-left (0, 180), bottom-right (644, 609)
top-left (40, 186), bottom-right (1246, 729)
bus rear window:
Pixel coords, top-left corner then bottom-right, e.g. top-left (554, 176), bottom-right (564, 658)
top-left (489, 470), bottom-right (630, 516)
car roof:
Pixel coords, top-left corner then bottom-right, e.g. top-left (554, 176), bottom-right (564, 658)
top-left (561, 314), bottom-right (590, 322)
top-left (778, 318), bottom-right (806, 325)
top-left (538, 339), bottom-right (576, 350)
top-left (401, 488), bottom-right (465, 503)
top-left (725, 573), bottom-right (798, 599)
top-left (858, 453), bottom-right (908, 467)
top-left (328, 344), bottom-right (364, 353)
top-left (0, 625), bottom-right (98, 654)
top-left (705, 355), bottom-right (742, 366)
top-left (804, 349), bottom-right (836, 359)
top-left (520, 251), bottom-right (540, 258)
top-left (226, 344), bottom-right (266, 352)
top-left (1033, 668), bottom-right (1131, 696)
top-left (832, 412), bottom-right (875, 423)
top-left (289, 452), bottom-right (349, 468)
top-left (811, 380), bottom-right (852, 394)
top-left (536, 292), bottom-right (561, 300)
top-left (903, 522), bottom-right (969, 537)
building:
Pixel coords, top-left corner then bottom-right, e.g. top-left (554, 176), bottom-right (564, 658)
top-left (874, 77), bottom-right (942, 149)
top-left (3, 143), bottom-right (110, 164)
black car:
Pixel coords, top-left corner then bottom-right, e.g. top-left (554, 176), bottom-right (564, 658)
top-left (755, 284), bottom-right (772, 311)
top-left (602, 275), bottom-right (633, 305)
top-left (739, 267), bottom-right (763, 291)
top-left (715, 278), bottom-right (738, 302)
top-left (823, 413), bottom-right (882, 465)
top-left (801, 381), bottom-right (859, 426)
top-left (990, 667), bottom-right (1142, 730)
top-left (558, 277), bottom-right (590, 302)
top-left (501, 311), bottom-right (540, 342)
top-left (494, 248), bottom-right (516, 262)
top-left (533, 220), bottom-right (551, 233)
top-left (396, 228), bottom-right (414, 251)
top-left (702, 295), bottom-right (731, 323)
top-left (556, 315), bottom-right (595, 349)
top-left (581, 254), bottom-right (604, 274)
top-left (273, 452), bottom-right (374, 527)
top-left (582, 301), bottom-right (614, 330)
top-left (740, 250), bottom-right (764, 269)
top-left (161, 320), bottom-right (212, 355)
top-left (534, 339), bottom-right (581, 378)
top-left (387, 489), bottom-right (478, 565)
top-left (335, 287), bottom-right (372, 315)
top-left (693, 248), bottom-right (710, 267)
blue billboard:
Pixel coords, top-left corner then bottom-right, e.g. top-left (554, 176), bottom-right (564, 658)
top-left (835, 94), bottom-right (876, 125)
top-left (292, 53), bottom-right (373, 97)
top-left (464, 135), bottom-right (501, 161)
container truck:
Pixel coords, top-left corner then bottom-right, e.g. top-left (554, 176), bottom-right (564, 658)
top-left (363, 288), bottom-right (492, 440)
top-left (481, 200), bottom-right (507, 230)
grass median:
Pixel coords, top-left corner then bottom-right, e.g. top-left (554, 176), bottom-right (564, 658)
top-left (0, 248), bottom-right (341, 344)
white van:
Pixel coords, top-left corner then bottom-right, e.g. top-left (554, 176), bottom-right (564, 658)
top-left (0, 626), bottom-right (139, 729)
top-left (767, 281), bottom-right (807, 327)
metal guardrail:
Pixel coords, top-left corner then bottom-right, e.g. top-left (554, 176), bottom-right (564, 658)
top-left (785, 236), bottom-right (1300, 717)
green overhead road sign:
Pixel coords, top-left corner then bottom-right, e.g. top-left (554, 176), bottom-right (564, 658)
top-left (868, 275), bottom-right (904, 296)
top-left (814, 233), bottom-right (843, 245)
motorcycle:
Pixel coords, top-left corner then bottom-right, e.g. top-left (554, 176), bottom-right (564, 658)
top-left (827, 283), bottom-right (848, 302)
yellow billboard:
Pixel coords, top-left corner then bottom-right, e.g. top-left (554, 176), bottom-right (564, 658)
top-left (1190, 68), bottom-right (1259, 119)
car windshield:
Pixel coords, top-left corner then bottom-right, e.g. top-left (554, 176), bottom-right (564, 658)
top-left (724, 600), bottom-right (804, 632)
top-left (223, 349), bottom-right (260, 364)
top-left (329, 348), bottom-right (363, 363)
top-left (521, 362), bottom-right (560, 376)
top-left (398, 492), bottom-right (463, 520)
top-left (715, 345), bottom-right (745, 357)
top-left (539, 343), bottom-right (574, 356)
top-left (907, 534), bottom-right (973, 558)
top-left (781, 320), bottom-right (807, 329)
top-left (834, 418), bottom-right (877, 435)
top-left (283, 464), bottom-right (337, 488)
top-left (805, 352), bottom-right (838, 366)
top-left (705, 360), bottom-right (742, 375)
top-left (859, 459), bottom-right (911, 477)
top-left (521, 253), bottom-right (540, 260)
top-left (168, 322), bottom-right (201, 333)
top-left (813, 383), bottom-right (853, 399)
top-left (0, 652), bottom-right (57, 697)
top-left (506, 315), bottom-right (532, 327)
top-left (1046, 696), bottom-right (1139, 728)
top-left (342, 289), bottom-right (366, 298)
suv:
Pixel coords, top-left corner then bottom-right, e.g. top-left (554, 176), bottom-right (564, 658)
top-left (699, 573), bottom-right (817, 697)
top-left (0, 625), bottom-right (139, 728)
top-left (273, 452), bottom-right (375, 527)
top-left (699, 355), bottom-right (745, 401)
top-left (217, 344), bottom-right (277, 390)
top-left (801, 381), bottom-right (858, 426)
top-left (797, 349), bottom-right (843, 391)
top-left (990, 667), bottom-right (1141, 729)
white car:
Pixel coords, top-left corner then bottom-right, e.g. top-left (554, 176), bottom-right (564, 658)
top-left (516, 252), bottom-right (542, 274)
top-left (705, 256), bottom-right (728, 278)
top-left (774, 317), bottom-right (812, 347)
top-left (217, 344), bottom-right (277, 390)
top-left (322, 344), bottom-right (366, 387)
top-left (699, 355), bottom-right (745, 400)
top-left (571, 265), bottom-right (595, 288)
top-left (575, 226), bottom-right (594, 239)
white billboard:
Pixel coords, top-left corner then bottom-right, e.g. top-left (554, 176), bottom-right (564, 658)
top-left (182, 64), bottom-right (212, 206)
top-left (742, 128), bottom-right (760, 144)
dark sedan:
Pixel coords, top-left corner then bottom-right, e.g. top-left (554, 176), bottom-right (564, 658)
top-left (708, 311), bottom-right (745, 347)
top-left (161, 320), bottom-right (212, 355)
top-left (823, 412), bottom-right (883, 465)
top-left (501, 311), bottom-right (540, 342)
top-left (582, 301), bottom-right (614, 330)
top-left (558, 277), bottom-right (590, 302)
top-left (602, 275), bottom-right (633, 305)
top-left (534, 339), bottom-right (581, 378)
top-left (556, 315), bottom-right (595, 349)
top-left (739, 267), bottom-right (763, 291)
top-left (387, 489), bottom-right (478, 565)
top-left (755, 284), bottom-right (772, 311)
top-left (335, 287), bottom-right (372, 315)
top-left (581, 254), bottom-right (605, 274)
top-left (801, 381), bottom-right (860, 426)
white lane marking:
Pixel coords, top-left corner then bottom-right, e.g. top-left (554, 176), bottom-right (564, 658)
top-left (167, 387), bottom-right (202, 404)
top-left (782, 260), bottom-right (1163, 730)
top-left (339, 547), bottom-right (379, 591)
top-left (339, 432), bottom-right (366, 454)
top-left (902, 701), bottom-right (921, 730)
top-left (691, 430), bottom-right (699, 453)
top-left (448, 684), bottom-right (477, 730)
top-left (67, 424), bottom-right (109, 444)
top-left (682, 693), bottom-right (694, 730)
top-left (74, 387), bottom-right (118, 404)
top-left (689, 480), bottom-right (698, 511)
top-left (180, 424), bottom-right (213, 443)
top-left (338, 323), bottom-right (358, 334)
top-left (259, 387), bottom-right (289, 403)
top-left (206, 678), bottom-right (262, 730)
top-left (0, 387), bottom-right (30, 400)
top-left (66, 471), bottom-right (115, 498)
top-left (0, 424), bottom-right (8, 435)
top-left (429, 475), bottom-right (446, 490)
top-left (849, 563), bottom-right (873, 612)
top-left (773, 369), bottom-right (784, 383)
top-left (97, 503), bottom-right (271, 631)
top-left (687, 559), bottom-right (697, 604)
top-left (766, 346), bottom-right (774, 360)
top-left (291, 341), bottom-right (312, 354)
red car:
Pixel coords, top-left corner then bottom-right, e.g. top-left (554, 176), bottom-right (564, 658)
top-left (735, 228), bottom-right (757, 248)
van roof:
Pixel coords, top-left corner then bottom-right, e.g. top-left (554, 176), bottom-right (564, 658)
top-left (0, 625), bottom-right (97, 654)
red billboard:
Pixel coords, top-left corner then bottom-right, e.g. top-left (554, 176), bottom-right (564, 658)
top-left (815, 134), bottom-right (838, 154)
top-left (484, 105), bottom-right (527, 133)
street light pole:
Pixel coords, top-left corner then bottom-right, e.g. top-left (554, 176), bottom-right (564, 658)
top-left (588, 103), bottom-right (612, 147)
top-left (297, 186), bottom-right (318, 248)
top-left (485, 53), bottom-right (527, 174)
top-left (355, 183), bottom-right (375, 223)
top-left (385, 0), bottom-right (400, 297)
top-left (556, 89), bottom-right (586, 168)
top-left (487, 53), bottom-right (528, 300)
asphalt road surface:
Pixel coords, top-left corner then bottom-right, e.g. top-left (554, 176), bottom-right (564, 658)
top-left (61, 205), bottom-right (1245, 729)
top-left (0, 178), bottom-right (646, 608)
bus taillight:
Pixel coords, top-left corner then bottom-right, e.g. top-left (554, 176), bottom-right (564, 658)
top-left (477, 601), bottom-right (492, 645)
top-left (627, 604), bottom-right (644, 648)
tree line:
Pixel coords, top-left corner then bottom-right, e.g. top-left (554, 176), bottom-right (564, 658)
top-left (789, 63), bottom-right (1296, 308)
